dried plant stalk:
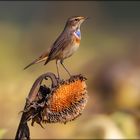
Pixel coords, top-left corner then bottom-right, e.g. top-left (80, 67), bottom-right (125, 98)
top-left (15, 73), bottom-right (88, 140)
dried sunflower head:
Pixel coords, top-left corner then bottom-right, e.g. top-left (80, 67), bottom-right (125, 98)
top-left (15, 73), bottom-right (88, 140)
top-left (44, 75), bottom-right (88, 124)
top-left (22, 73), bottom-right (88, 127)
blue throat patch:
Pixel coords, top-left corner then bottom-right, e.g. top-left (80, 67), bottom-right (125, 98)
top-left (75, 29), bottom-right (81, 38)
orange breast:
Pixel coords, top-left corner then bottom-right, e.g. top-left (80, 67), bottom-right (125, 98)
top-left (74, 36), bottom-right (80, 46)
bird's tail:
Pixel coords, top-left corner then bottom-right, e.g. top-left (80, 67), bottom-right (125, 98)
top-left (24, 60), bottom-right (36, 70)
top-left (24, 56), bottom-right (48, 70)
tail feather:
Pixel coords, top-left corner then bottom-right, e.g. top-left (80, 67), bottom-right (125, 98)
top-left (24, 60), bottom-right (36, 70)
top-left (44, 58), bottom-right (50, 65)
top-left (24, 56), bottom-right (48, 70)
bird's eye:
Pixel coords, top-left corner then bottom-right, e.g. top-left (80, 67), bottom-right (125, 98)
top-left (75, 18), bottom-right (78, 21)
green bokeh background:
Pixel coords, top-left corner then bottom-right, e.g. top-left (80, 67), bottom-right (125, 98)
top-left (0, 1), bottom-right (140, 139)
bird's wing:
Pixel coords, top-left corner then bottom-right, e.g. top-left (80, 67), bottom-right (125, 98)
top-left (47, 33), bottom-right (72, 61)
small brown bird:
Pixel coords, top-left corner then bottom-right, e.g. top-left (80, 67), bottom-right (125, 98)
top-left (24, 16), bottom-right (88, 78)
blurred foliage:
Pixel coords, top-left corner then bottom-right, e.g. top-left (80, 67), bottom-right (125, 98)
top-left (0, 129), bottom-right (7, 139)
top-left (0, 1), bottom-right (140, 139)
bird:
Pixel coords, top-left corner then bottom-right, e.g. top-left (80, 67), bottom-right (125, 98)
top-left (24, 16), bottom-right (88, 78)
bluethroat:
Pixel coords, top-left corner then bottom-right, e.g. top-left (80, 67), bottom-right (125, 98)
top-left (24, 16), bottom-right (88, 78)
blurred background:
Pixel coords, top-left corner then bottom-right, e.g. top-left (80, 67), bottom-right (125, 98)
top-left (0, 1), bottom-right (140, 139)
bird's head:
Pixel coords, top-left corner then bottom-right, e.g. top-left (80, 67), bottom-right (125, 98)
top-left (65, 16), bottom-right (88, 30)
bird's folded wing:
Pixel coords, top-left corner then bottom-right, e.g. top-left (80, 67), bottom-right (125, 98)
top-left (48, 35), bottom-right (72, 60)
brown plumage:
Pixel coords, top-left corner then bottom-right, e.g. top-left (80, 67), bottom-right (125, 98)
top-left (24, 16), bottom-right (88, 78)
top-left (24, 51), bottom-right (49, 70)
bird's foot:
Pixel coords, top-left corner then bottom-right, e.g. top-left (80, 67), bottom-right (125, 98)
top-left (56, 77), bottom-right (65, 84)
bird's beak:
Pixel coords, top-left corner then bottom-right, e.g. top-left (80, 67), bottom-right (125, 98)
top-left (80, 17), bottom-right (88, 23)
top-left (83, 17), bottom-right (89, 20)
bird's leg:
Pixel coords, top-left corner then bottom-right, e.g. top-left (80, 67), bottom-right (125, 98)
top-left (60, 60), bottom-right (71, 77)
top-left (56, 60), bottom-right (60, 79)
